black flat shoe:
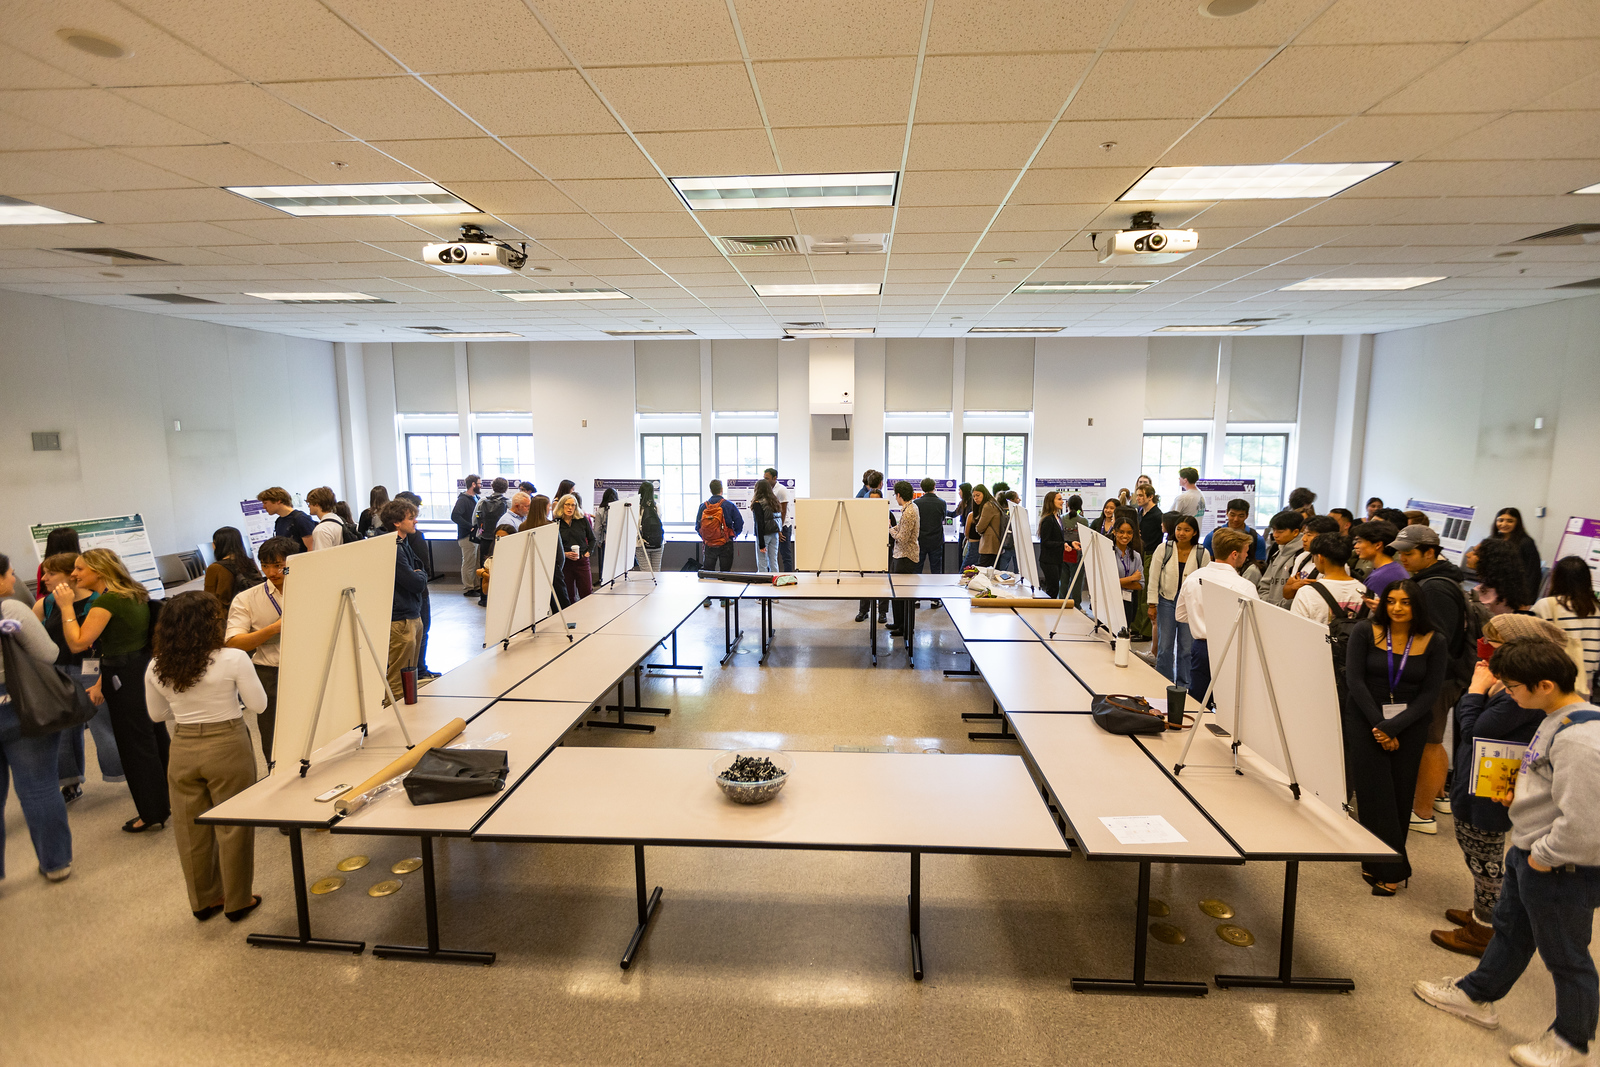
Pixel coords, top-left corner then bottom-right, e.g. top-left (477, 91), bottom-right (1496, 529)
top-left (854, 612), bottom-right (868, 622)
top-left (1361, 870), bottom-right (1378, 887)
top-left (62, 785), bottom-right (83, 803)
top-left (193, 901), bottom-right (225, 922)
top-left (225, 894), bottom-right (263, 922)
top-left (122, 817), bottom-right (165, 833)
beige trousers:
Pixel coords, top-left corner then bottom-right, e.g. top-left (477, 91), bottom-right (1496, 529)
top-left (387, 616), bottom-right (423, 699)
top-left (167, 719), bottom-right (257, 912)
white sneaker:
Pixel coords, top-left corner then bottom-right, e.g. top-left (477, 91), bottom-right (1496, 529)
top-left (1434, 796), bottom-right (1453, 815)
top-left (43, 865), bottom-right (71, 882)
top-left (1412, 976), bottom-right (1499, 1029)
top-left (1411, 812), bottom-right (1439, 834)
top-left (1510, 1030), bottom-right (1592, 1067)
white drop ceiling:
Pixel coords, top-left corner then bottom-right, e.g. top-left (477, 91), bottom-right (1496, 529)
top-left (0, 0), bottom-right (1597, 340)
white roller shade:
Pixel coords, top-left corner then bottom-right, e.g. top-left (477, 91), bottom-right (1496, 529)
top-left (1145, 337), bottom-right (1217, 419)
top-left (963, 338), bottom-right (1034, 411)
top-left (634, 340), bottom-right (702, 413)
top-left (1228, 336), bottom-right (1303, 422)
top-left (467, 342), bottom-right (531, 412)
top-left (885, 338), bottom-right (954, 411)
top-left (711, 339), bottom-right (778, 411)
top-left (392, 342), bottom-right (458, 414)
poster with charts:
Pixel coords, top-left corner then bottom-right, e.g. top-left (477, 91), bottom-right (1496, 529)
top-left (725, 478), bottom-right (796, 539)
top-left (593, 478), bottom-right (660, 511)
top-left (1405, 498), bottom-right (1476, 564)
top-left (1035, 478), bottom-right (1107, 527)
top-left (1554, 517), bottom-right (1600, 594)
top-left (239, 500), bottom-right (272, 554)
top-left (30, 514), bottom-right (165, 599)
top-left (1196, 479), bottom-right (1256, 539)
top-left (885, 477), bottom-right (958, 521)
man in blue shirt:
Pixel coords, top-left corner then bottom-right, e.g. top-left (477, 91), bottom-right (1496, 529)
top-left (1202, 498), bottom-right (1266, 561)
top-left (380, 498), bottom-right (428, 700)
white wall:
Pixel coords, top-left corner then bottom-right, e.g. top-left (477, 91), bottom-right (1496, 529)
top-left (0, 289), bottom-right (342, 563)
top-left (1035, 337), bottom-right (1149, 491)
top-left (1363, 293), bottom-right (1600, 558)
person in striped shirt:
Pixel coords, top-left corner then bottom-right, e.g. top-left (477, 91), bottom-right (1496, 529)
top-left (1535, 556), bottom-right (1600, 699)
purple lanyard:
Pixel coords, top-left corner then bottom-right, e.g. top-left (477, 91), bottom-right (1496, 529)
top-left (264, 586), bottom-right (283, 617)
top-left (1385, 631), bottom-right (1414, 700)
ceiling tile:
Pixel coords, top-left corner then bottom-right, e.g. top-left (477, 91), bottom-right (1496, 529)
top-left (3, 4), bottom-right (240, 86)
top-left (1372, 41), bottom-right (1599, 114)
top-left (1111, 0), bottom-right (1330, 48)
top-left (1420, 110), bottom-right (1600, 161)
top-left (893, 206), bottom-right (999, 232)
top-left (733, 0), bottom-right (927, 59)
top-left (897, 169), bottom-right (1017, 208)
top-left (499, 134), bottom-right (657, 180)
top-left (0, 44), bottom-right (88, 90)
top-left (589, 64), bottom-right (763, 132)
top-left (0, 109), bottom-right (95, 152)
top-left (267, 78), bottom-right (484, 141)
top-left (369, 138), bottom-right (539, 182)
top-left (114, 84), bottom-right (342, 144)
top-left (916, 54), bottom-right (1095, 124)
top-left (1161, 117), bottom-right (1346, 166)
top-left (333, 0), bottom-right (568, 72)
top-left (1033, 119), bottom-right (1196, 170)
top-left (890, 232), bottom-right (983, 254)
top-left (0, 154), bottom-right (101, 196)
top-left (434, 179), bottom-right (579, 214)
top-left (1071, 48), bottom-right (1276, 121)
top-left (1300, 0), bottom-right (1531, 44)
top-left (768, 124), bottom-right (905, 172)
top-left (696, 208), bottom-right (794, 235)
top-left (927, 0), bottom-right (1115, 53)
top-left (1340, 159), bottom-right (1600, 199)
top-left (1009, 167), bottom-right (1149, 206)
top-left (906, 123), bottom-right (1046, 172)
top-left (1218, 44), bottom-right (1458, 118)
top-left (235, 140), bottom-right (424, 183)
top-left (636, 130), bottom-right (777, 176)
top-left (535, 0), bottom-right (742, 64)
top-left (427, 71), bottom-right (622, 136)
top-left (0, 88), bottom-right (212, 147)
top-left (1286, 113), bottom-right (1496, 164)
top-left (556, 177), bottom-right (684, 213)
top-left (133, 0), bottom-right (403, 80)
top-left (588, 212), bottom-right (704, 238)
top-left (1486, 0), bottom-right (1600, 41)
top-left (788, 206), bottom-right (896, 232)
top-left (754, 58), bottom-right (916, 127)
top-left (498, 213), bottom-right (615, 240)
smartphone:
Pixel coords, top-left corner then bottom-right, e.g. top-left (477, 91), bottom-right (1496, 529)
top-left (1205, 723), bottom-right (1230, 738)
top-left (314, 784), bottom-right (351, 803)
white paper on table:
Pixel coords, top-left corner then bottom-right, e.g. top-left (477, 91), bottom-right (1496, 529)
top-left (1099, 815), bottom-right (1188, 845)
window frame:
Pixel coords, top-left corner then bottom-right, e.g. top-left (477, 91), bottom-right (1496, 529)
top-left (641, 432), bottom-right (703, 526)
top-left (1222, 431), bottom-right (1291, 518)
top-left (961, 432), bottom-right (1028, 492)
top-left (403, 432), bottom-right (461, 523)
top-left (713, 432), bottom-right (778, 485)
top-left (1141, 432), bottom-right (1208, 494)
top-left (884, 432), bottom-right (950, 483)
top-left (475, 432), bottom-right (535, 490)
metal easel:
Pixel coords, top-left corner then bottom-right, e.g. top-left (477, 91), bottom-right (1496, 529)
top-left (493, 527), bottom-right (573, 650)
top-left (816, 500), bottom-right (867, 582)
top-left (297, 586), bottom-right (414, 777)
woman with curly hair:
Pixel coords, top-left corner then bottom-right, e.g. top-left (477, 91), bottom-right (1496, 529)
top-left (1472, 537), bottom-right (1533, 615)
top-left (144, 591), bottom-right (266, 922)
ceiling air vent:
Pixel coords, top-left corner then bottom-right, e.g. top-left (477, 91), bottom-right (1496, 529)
top-left (719, 235), bottom-right (799, 255)
top-left (1551, 278), bottom-right (1600, 289)
top-left (130, 293), bottom-right (216, 304)
top-left (32, 432), bottom-right (61, 452)
top-left (408, 326), bottom-right (451, 332)
top-left (802, 233), bottom-right (889, 255)
top-left (1513, 224), bottom-right (1600, 245)
top-left (54, 247), bottom-right (173, 265)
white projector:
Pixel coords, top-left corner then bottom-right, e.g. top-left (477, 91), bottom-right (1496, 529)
top-left (1096, 227), bottom-right (1199, 265)
top-left (423, 241), bottom-right (524, 275)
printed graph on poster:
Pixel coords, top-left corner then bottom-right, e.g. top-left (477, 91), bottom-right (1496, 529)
top-left (30, 514), bottom-right (165, 598)
top-left (1405, 499), bottom-right (1476, 563)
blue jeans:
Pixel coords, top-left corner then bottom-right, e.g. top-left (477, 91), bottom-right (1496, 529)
top-left (997, 547), bottom-right (1018, 573)
top-left (0, 683), bottom-right (73, 877)
top-left (1155, 597), bottom-right (1193, 688)
top-left (1189, 638), bottom-right (1211, 707)
top-left (779, 528), bottom-right (794, 571)
top-left (57, 666), bottom-right (124, 785)
top-left (961, 541), bottom-right (980, 569)
top-left (1459, 846), bottom-right (1600, 1052)
top-left (756, 532), bottom-right (780, 572)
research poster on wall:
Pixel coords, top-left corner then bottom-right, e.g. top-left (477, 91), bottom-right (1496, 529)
top-left (1554, 516), bottom-right (1600, 593)
top-left (1196, 479), bottom-right (1257, 539)
top-left (884, 477), bottom-right (958, 526)
top-left (1406, 498), bottom-right (1476, 563)
top-left (593, 478), bottom-right (660, 510)
top-left (239, 500), bottom-right (272, 553)
top-left (30, 514), bottom-right (165, 598)
top-left (1035, 478), bottom-right (1107, 519)
top-left (724, 478), bottom-right (796, 539)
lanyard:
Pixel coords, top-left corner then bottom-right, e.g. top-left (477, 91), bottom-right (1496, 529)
top-left (1385, 631), bottom-right (1414, 701)
top-left (264, 585), bottom-right (283, 617)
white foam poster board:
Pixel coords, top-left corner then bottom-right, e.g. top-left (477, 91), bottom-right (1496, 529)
top-left (794, 498), bottom-right (890, 572)
top-left (1008, 503), bottom-right (1041, 591)
top-left (1202, 583), bottom-right (1346, 809)
top-left (483, 525), bottom-right (562, 646)
top-left (601, 498), bottom-right (645, 586)
top-left (272, 536), bottom-right (397, 772)
top-left (1075, 521), bottom-right (1126, 635)
top-left (30, 513), bottom-right (165, 598)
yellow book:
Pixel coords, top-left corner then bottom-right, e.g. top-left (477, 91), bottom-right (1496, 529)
top-left (1471, 738), bottom-right (1526, 800)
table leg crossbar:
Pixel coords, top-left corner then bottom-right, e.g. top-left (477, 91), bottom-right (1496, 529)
top-left (246, 828), bottom-right (365, 955)
top-left (621, 844), bottom-right (662, 970)
top-left (1213, 861), bottom-right (1353, 993)
top-left (591, 666), bottom-right (669, 733)
top-left (645, 630), bottom-right (702, 676)
top-left (1071, 861), bottom-right (1209, 997)
top-left (967, 701), bottom-right (1017, 743)
top-left (944, 650), bottom-right (980, 678)
top-left (373, 836), bottom-right (495, 965)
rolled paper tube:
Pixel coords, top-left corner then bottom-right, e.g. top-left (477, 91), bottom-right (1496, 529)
top-left (697, 570), bottom-right (776, 583)
top-left (333, 717), bottom-right (465, 815)
top-left (969, 598), bottom-right (1074, 609)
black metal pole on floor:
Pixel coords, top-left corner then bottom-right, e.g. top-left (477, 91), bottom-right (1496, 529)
top-left (908, 851), bottom-right (924, 981)
top-left (621, 843), bottom-right (662, 970)
top-left (246, 827), bottom-right (365, 955)
top-left (1214, 860), bottom-right (1354, 992)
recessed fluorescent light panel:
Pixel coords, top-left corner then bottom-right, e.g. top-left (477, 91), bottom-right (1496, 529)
top-left (494, 288), bottom-right (630, 302)
top-left (784, 327), bottom-right (874, 337)
top-left (0, 196), bottom-right (97, 225)
top-left (417, 331), bottom-right (523, 339)
top-left (968, 326), bottom-right (1063, 333)
top-left (604, 329), bottom-right (695, 336)
top-left (1279, 276), bottom-right (1446, 291)
top-left (751, 283), bottom-right (882, 297)
top-left (224, 182), bottom-right (479, 217)
top-left (1012, 281), bottom-right (1155, 294)
top-left (1120, 162), bottom-right (1396, 201)
top-left (1572, 182), bottom-right (1600, 195)
top-left (1156, 324), bottom-right (1257, 332)
top-left (672, 173), bottom-right (898, 211)
top-left (245, 292), bottom-right (391, 304)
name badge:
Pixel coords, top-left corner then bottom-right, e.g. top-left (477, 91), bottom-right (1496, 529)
top-left (80, 658), bottom-right (100, 679)
top-left (1382, 703), bottom-right (1406, 720)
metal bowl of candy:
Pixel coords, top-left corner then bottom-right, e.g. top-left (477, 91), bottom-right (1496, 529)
top-left (710, 750), bottom-right (793, 805)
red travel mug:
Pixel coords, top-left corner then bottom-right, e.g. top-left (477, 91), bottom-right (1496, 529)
top-left (401, 666), bottom-right (418, 704)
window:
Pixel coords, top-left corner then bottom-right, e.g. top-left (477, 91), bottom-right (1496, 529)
top-left (404, 433), bottom-right (460, 522)
top-left (963, 434), bottom-right (1026, 491)
top-left (477, 434), bottom-right (535, 488)
top-left (1142, 433), bottom-right (1206, 494)
top-left (1223, 433), bottom-right (1290, 517)
top-left (642, 433), bottom-right (701, 525)
top-left (715, 433), bottom-right (777, 483)
top-left (885, 433), bottom-right (948, 483)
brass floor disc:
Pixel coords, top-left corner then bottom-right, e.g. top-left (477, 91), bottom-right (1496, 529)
top-left (1147, 898), bottom-right (1171, 917)
top-left (368, 880), bottom-right (403, 898)
top-left (336, 855), bottom-right (370, 872)
top-left (1199, 898), bottom-right (1235, 919)
top-left (1217, 924), bottom-right (1256, 947)
top-left (1149, 922), bottom-right (1187, 945)
top-left (310, 876), bottom-right (345, 895)
top-left (391, 857), bottom-right (422, 875)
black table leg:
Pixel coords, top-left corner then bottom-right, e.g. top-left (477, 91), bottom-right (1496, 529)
top-left (621, 844), bottom-right (662, 970)
top-left (604, 665), bottom-right (671, 716)
top-left (1214, 861), bottom-right (1354, 992)
top-left (944, 650), bottom-right (980, 678)
top-left (969, 702), bottom-right (1018, 743)
top-left (373, 835), bottom-right (495, 965)
top-left (1072, 861), bottom-right (1209, 997)
top-left (720, 598), bottom-right (743, 666)
top-left (759, 600), bottom-right (770, 665)
top-left (904, 598), bottom-right (915, 669)
top-left (908, 851), bottom-right (924, 981)
top-left (646, 630), bottom-right (702, 675)
top-left (963, 699), bottom-right (1002, 722)
top-left (589, 675), bottom-right (656, 733)
top-left (247, 827), bottom-right (366, 955)
top-left (870, 605), bottom-right (878, 666)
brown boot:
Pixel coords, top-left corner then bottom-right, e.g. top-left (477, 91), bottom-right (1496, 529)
top-left (1445, 908), bottom-right (1474, 927)
top-left (1431, 917), bottom-right (1493, 957)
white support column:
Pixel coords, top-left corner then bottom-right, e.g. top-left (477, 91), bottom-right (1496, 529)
top-left (1206, 338), bottom-right (1231, 477)
top-left (333, 342), bottom-right (370, 502)
top-left (951, 338), bottom-right (966, 482)
top-left (455, 341), bottom-right (473, 477)
top-left (1328, 333), bottom-right (1373, 507)
top-left (699, 339), bottom-right (714, 490)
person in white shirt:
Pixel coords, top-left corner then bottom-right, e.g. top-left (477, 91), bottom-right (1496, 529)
top-left (1173, 467), bottom-right (1206, 517)
top-left (306, 486), bottom-right (344, 551)
top-left (146, 591), bottom-right (267, 923)
top-left (1282, 515), bottom-right (1341, 603)
top-left (1291, 533), bottom-right (1368, 625)
top-left (1175, 527), bottom-right (1260, 704)
top-left (765, 468), bottom-right (795, 571)
top-left (499, 492), bottom-right (530, 539)
top-left (224, 536), bottom-right (294, 765)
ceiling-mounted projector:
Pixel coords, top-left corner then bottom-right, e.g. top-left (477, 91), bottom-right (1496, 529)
top-left (423, 224), bottom-right (527, 275)
top-left (1095, 211), bottom-right (1198, 265)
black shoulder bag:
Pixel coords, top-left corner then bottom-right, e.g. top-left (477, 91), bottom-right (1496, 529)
top-left (0, 630), bottom-right (98, 738)
top-left (1091, 693), bottom-right (1168, 736)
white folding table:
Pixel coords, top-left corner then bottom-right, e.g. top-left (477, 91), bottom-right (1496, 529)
top-left (737, 573), bottom-right (901, 666)
top-left (503, 631), bottom-right (676, 733)
top-left (419, 632), bottom-right (575, 700)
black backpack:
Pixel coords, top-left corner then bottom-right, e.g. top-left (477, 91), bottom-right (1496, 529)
top-left (472, 494), bottom-right (508, 544)
top-left (1311, 584), bottom-right (1362, 667)
top-left (318, 517), bottom-right (361, 545)
top-left (1421, 573), bottom-right (1481, 683)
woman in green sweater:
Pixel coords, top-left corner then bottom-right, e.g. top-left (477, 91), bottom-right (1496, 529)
top-left (57, 548), bottom-right (170, 832)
